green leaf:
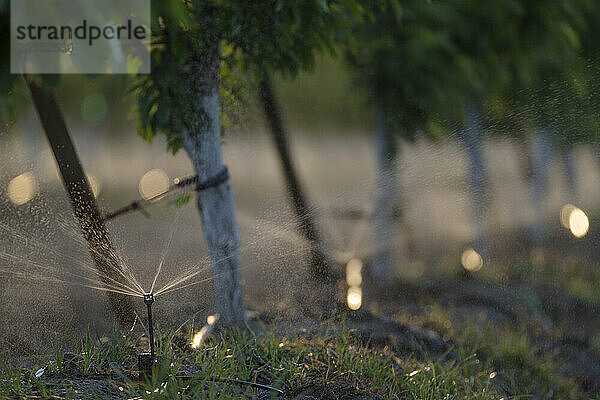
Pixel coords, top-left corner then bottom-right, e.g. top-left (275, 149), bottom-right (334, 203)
top-left (172, 194), bottom-right (191, 208)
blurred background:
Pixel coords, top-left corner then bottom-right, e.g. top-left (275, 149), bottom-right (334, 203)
top-left (2, 53), bottom-right (600, 355)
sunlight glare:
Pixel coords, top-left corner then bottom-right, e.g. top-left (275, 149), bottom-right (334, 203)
top-left (191, 314), bottom-right (219, 349)
top-left (206, 314), bottom-right (218, 325)
top-left (191, 329), bottom-right (205, 349)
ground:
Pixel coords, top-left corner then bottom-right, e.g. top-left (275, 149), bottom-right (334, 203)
top-left (1, 273), bottom-right (597, 400)
top-left (0, 323), bottom-right (504, 399)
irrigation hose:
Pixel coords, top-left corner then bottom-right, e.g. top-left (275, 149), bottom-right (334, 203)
top-left (102, 168), bottom-right (229, 222)
top-left (175, 375), bottom-right (284, 394)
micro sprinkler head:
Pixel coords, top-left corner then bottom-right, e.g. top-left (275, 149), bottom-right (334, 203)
top-left (144, 293), bottom-right (154, 304)
top-left (144, 292), bottom-right (154, 304)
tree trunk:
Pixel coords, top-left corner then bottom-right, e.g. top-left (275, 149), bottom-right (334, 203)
top-left (24, 74), bottom-right (135, 327)
top-left (561, 147), bottom-right (578, 201)
top-left (258, 75), bottom-right (332, 281)
top-left (530, 128), bottom-right (553, 245)
top-left (461, 101), bottom-right (489, 256)
top-left (516, 136), bottom-right (533, 185)
top-left (179, 42), bottom-right (246, 325)
top-left (371, 100), bottom-right (398, 282)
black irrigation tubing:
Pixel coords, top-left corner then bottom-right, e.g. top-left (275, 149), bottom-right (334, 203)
top-left (102, 168), bottom-right (229, 222)
top-left (175, 375), bottom-right (284, 394)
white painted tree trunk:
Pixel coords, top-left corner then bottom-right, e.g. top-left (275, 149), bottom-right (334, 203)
top-left (462, 102), bottom-right (489, 256)
top-left (530, 128), bottom-right (553, 245)
top-left (371, 101), bottom-right (398, 283)
top-left (561, 148), bottom-right (578, 201)
top-left (179, 43), bottom-right (246, 325)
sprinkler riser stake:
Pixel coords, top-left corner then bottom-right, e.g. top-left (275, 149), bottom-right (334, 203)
top-left (138, 352), bottom-right (159, 382)
top-left (143, 293), bottom-right (155, 357)
top-left (139, 293), bottom-right (157, 382)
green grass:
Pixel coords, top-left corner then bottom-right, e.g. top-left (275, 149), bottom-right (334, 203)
top-left (456, 324), bottom-right (580, 399)
top-left (0, 322), bottom-right (516, 399)
top-left (2, 305), bottom-right (592, 400)
top-left (420, 306), bottom-right (585, 399)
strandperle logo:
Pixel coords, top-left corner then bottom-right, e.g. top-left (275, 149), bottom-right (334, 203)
top-left (11, 0), bottom-right (150, 74)
top-left (15, 19), bottom-right (148, 46)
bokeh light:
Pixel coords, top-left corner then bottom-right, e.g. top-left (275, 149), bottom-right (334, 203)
top-left (7, 172), bottom-right (37, 206)
top-left (560, 204), bottom-right (577, 229)
top-left (191, 314), bottom-right (218, 349)
top-left (347, 286), bottom-right (362, 311)
top-left (345, 258), bottom-right (363, 287)
top-left (138, 169), bottom-right (170, 200)
top-left (191, 330), bottom-right (204, 349)
top-left (569, 208), bottom-right (589, 238)
top-left (461, 248), bottom-right (483, 272)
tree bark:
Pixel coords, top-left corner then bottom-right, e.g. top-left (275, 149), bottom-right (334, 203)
top-left (371, 100), bottom-right (398, 282)
top-left (179, 41), bottom-right (246, 325)
top-left (530, 127), bottom-right (553, 245)
top-left (258, 75), bottom-right (332, 281)
top-left (561, 147), bottom-right (578, 202)
top-left (24, 74), bottom-right (135, 327)
top-left (461, 101), bottom-right (489, 256)
top-left (516, 136), bottom-right (533, 185)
